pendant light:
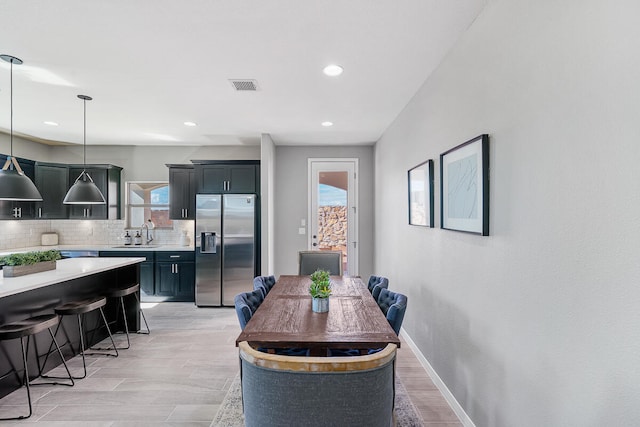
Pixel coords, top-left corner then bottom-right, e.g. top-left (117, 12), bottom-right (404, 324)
top-left (63, 95), bottom-right (105, 204)
top-left (0, 54), bottom-right (43, 201)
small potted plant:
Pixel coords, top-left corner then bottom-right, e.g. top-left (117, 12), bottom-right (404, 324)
top-left (309, 269), bottom-right (332, 313)
top-left (0, 250), bottom-right (61, 278)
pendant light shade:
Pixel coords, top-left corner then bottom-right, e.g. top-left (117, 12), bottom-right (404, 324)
top-left (0, 54), bottom-right (43, 201)
top-left (63, 95), bottom-right (105, 205)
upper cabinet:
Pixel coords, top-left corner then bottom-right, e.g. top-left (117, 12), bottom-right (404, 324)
top-left (0, 156), bottom-right (36, 220)
top-left (193, 161), bottom-right (260, 194)
top-left (34, 162), bottom-right (69, 219)
top-left (0, 154), bottom-right (122, 221)
top-left (67, 164), bottom-right (122, 219)
top-left (167, 164), bottom-right (195, 220)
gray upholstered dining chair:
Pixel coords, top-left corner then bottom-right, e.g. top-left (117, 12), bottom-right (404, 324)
top-left (253, 275), bottom-right (276, 298)
top-left (376, 288), bottom-right (408, 335)
top-left (367, 275), bottom-right (389, 300)
top-left (298, 250), bottom-right (342, 276)
top-left (239, 341), bottom-right (396, 427)
top-left (234, 289), bottom-right (265, 330)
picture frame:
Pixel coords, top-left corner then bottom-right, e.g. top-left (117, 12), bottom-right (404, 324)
top-left (440, 134), bottom-right (489, 235)
top-left (408, 159), bottom-right (434, 227)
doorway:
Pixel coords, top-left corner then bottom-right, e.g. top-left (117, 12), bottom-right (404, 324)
top-left (308, 159), bottom-right (358, 275)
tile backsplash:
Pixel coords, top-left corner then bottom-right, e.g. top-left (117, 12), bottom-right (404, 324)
top-left (0, 220), bottom-right (194, 250)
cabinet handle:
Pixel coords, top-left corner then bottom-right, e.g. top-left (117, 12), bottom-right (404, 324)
top-left (170, 255), bottom-right (180, 258)
top-left (185, 208), bottom-right (188, 217)
top-left (38, 207), bottom-right (42, 218)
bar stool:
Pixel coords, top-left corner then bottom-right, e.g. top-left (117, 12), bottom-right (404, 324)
top-left (44, 297), bottom-right (118, 379)
top-left (104, 283), bottom-right (150, 350)
top-left (0, 314), bottom-right (74, 420)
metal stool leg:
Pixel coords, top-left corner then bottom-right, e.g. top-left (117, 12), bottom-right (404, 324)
top-left (75, 314), bottom-right (88, 379)
top-left (135, 293), bottom-right (150, 335)
top-left (38, 320), bottom-right (64, 376)
top-left (19, 336), bottom-right (32, 420)
top-left (99, 307), bottom-right (119, 358)
top-left (38, 322), bottom-right (76, 384)
top-left (0, 337), bottom-right (32, 420)
top-left (118, 296), bottom-right (131, 349)
top-left (47, 327), bottom-right (75, 386)
top-left (87, 307), bottom-right (119, 358)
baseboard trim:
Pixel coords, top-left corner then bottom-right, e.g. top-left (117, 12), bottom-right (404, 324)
top-left (399, 328), bottom-right (476, 427)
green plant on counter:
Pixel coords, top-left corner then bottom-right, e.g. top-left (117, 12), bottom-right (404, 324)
top-left (0, 250), bottom-right (61, 266)
top-left (309, 269), bottom-right (332, 298)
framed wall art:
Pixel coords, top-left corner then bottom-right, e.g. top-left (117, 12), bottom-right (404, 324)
top-left (408, 159), bottom-right (434, 227)
top-left (440, 134), bottom-right (489, 235)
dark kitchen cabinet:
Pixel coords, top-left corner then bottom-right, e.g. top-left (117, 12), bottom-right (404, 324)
top-left (155, 251), bottom-right (195, 302)
top-left (34, 162), bottom-right (69, 219)
top-left (167, 165), bottom-right (195, 219)
top-left (99, 251), bottom-right (155, 300)
top-left (193, 161), bottom-right (259, 194)
top-left (67, 164), bottom-right (122, 219)
top-left (0, 155), bottom-right (36, 219)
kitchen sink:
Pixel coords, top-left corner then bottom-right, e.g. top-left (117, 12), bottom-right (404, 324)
top-left (111, 245), bottom-right (160, 249)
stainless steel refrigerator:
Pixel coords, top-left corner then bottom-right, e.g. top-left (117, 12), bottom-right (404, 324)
top-left (195, 194), bottom-right (257, 306)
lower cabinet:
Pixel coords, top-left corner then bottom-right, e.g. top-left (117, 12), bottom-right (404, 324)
top-left (155, 252), bottom-right (195, 302)
top-left (98, 250), bottom-right (194, 302)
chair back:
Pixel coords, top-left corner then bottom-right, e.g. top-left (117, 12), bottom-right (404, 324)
top-left (367, 275), bottom-right (389, 300)
top-left (376, 288), bottom-right (407, 335)
top-left (239, 341), bottom-right (396, 427)
top-left (253, 275), bottom-right (276, 298)
top-left (234, 289), bottom-right (265, 330)
top-left (298, 250), bottom-right (342, 276)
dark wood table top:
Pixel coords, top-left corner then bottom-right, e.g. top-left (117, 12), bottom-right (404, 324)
top-left (235, 275), bottom-right (400, 355)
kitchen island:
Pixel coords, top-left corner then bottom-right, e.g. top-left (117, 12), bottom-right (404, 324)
top-left (0, 257), bottom-right (144, 399)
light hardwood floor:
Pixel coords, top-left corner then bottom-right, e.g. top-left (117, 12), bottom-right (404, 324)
top-left (0, 303), bottom-right (461, 426)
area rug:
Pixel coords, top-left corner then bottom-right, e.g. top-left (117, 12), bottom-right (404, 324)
top-left (211, 373), bottom-right (425, 426)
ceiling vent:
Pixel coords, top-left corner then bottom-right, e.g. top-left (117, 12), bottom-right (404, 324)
top-left (229, 79), bottom-right (259, 91)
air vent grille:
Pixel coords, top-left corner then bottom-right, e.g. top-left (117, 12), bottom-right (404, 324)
top-left (229, 79), bottom-right (259, 91)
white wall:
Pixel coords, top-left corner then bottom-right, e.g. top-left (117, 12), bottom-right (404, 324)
top-left (0, 134), bottom-right (51, 160)
top-left (374, 0), bottom-right (640, 426)
top-left (274, 145), bottom-right (374, 279)
top-left (260, 134), bottom-right (276, 275)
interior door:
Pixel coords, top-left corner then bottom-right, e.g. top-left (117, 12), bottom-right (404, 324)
top-left (309, 159), bottom-right (358, 276)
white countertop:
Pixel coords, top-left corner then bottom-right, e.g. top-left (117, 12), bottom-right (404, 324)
top-left (0, 244), bottom-right (194, 256)
top-left (0, 257), bottom-right (144, 298)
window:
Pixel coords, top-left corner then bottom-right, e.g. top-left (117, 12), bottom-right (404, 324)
top-left (126, 182), bottom-right (172, 229)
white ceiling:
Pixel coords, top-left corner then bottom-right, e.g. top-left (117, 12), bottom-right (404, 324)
top-left (0, 0), bottom-right (485, 147)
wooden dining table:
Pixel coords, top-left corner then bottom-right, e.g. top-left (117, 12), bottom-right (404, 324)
top-left (235, 275), bottom-right (400, 356)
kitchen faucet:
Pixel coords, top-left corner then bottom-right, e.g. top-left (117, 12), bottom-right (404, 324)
top-left (141, 220), bottom-right (154, 244)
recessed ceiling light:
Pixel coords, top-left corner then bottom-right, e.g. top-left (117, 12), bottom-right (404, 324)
top-left (184, 121), bottom-right (197, 127)
top-left (323, 64), bottom-right (343, 77)
top-left (321, 121), bottom-right (333, 127)
top-left (44, 121), bottom-right (59, 126)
